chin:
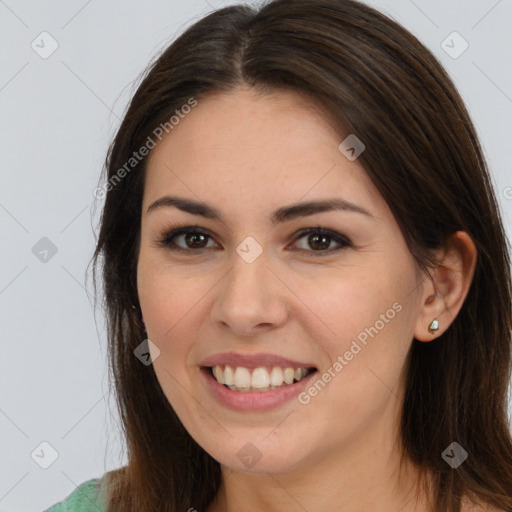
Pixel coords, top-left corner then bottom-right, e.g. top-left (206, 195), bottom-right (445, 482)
top-left (204, 437), bottom-right (309, 475)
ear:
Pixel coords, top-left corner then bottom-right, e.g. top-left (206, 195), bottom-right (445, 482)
top-left (413, 231), bottom-right (477, 342)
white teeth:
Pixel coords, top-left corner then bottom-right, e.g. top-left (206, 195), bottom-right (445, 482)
top-left (234, 367), bottom-right (251, 389)
top-left (295, 368), bottom-right (308, 381)
top-left (224, 365), bottom-right (235, 385)
top-left (212, 366), bottom-right (224, 384)
top-left (211, 364), bottom-right (313, 391)
top-left (251, 367), bottom-right (270, 388)
top-left (270, 367), bottom-right (284, 387)
top-left (283, 367), bottom-right (295, 385)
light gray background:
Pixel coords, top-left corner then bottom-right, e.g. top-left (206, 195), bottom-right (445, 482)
top-left (1, 0), bottom-right (511, 510)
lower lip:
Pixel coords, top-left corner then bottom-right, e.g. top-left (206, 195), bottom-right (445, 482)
top-left (200, 367), bottom-right (318, 412)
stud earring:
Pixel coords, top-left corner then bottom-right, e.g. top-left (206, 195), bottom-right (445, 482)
top-left (428, 318), bottom-right (439, 333)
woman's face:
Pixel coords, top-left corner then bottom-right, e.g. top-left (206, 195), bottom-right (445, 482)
top-left (137, 87), bottom-right (429, 474)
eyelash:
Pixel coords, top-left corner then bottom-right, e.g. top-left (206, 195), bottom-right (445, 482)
top-left (154, 222), bottom-right (352, 257)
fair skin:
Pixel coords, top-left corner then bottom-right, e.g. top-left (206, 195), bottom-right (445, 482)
top-left (136, 87), bottom-right (484, 511)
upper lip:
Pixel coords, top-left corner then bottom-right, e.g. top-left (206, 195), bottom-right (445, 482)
top-left (199, 352), bottom-right (317, 369)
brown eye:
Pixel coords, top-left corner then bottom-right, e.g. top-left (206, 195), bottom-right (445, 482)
top-left (291, 227), bottom-right (352, 256)
top-left (156, 224), bottom-right (351, 257)
top-left (306, 233), bottom-right (331, 251)
top-left (158, 227), bottom-right (218, 251)
top-left (182, 232), bottom-right (209, 249)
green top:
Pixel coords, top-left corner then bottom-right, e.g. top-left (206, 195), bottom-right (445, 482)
top-left (43, 476), bottom-right (107, 512)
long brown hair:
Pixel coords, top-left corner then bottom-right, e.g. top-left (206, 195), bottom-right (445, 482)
top-left (90, 0), bottom-right (512, 510)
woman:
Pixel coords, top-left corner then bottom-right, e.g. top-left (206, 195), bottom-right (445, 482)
top-left (45, 0), bottom-right (512, 510)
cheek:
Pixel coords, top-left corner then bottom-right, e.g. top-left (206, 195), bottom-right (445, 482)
top-left (137, 251), bottom-right (203, 337)
top-left (302, 265), bottom-right (412, 392)
top-left (298, 286), bottom-right (410, 442)
top-left (137, 262), bottom-right (216, 379)
top-left (294, 263), bottom-right (398, 346)
top-left (139, 279), bottom-right (195, 350)
top-left (137, 270), bottom-right (202, 412)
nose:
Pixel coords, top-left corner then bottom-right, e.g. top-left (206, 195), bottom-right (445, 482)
top-left (210, 248), bottom-right (290, 337)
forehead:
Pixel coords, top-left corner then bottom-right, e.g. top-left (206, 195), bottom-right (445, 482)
top-left (143, 87), bottom-right (388, 223)
top-left (147, 87), bottom-right (343, 160)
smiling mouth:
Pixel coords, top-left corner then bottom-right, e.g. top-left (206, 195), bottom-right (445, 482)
top-left (206, 365), bottom-right (318, 392)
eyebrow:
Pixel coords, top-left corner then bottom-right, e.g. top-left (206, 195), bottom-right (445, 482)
top-left (146, 195), bottom-right (373, 224)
